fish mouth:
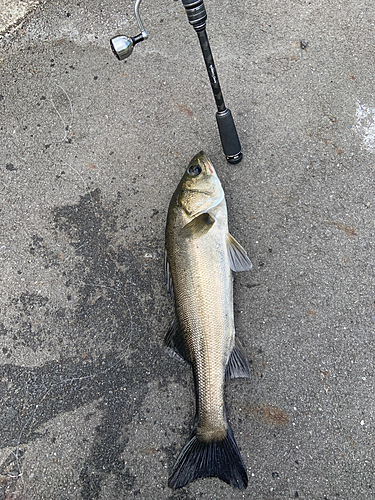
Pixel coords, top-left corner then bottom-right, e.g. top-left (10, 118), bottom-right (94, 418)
top-left (199, 153), bottom-right (215, 174)
top-left (191, 151), bottom-right (216, 175)
top-left (202, 156), bottom-right (214, 174)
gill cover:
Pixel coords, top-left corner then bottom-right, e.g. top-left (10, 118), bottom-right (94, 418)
top-left (177, 152), bottom-right (224, 217)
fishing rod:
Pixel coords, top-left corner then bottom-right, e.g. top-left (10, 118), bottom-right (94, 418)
top-left (110, 0), bottom-right (243, 164)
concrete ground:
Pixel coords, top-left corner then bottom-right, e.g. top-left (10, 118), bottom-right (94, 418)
top-left (0, 0), bottom-right (374, 498)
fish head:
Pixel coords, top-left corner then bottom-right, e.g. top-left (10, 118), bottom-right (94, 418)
top-left (177, 152), bottom-right (224, 217)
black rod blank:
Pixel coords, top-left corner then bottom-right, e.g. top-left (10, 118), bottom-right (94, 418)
top-left (196, 29), bottom-right (226, 113)
top-left (181, 0), bottom-right (242, 164)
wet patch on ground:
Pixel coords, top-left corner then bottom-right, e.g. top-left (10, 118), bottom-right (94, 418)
top-left (0, 187), bottom-right (172, 499)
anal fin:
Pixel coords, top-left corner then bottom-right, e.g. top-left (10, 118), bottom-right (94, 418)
top-left (225, 337), bottom-right (251, 380)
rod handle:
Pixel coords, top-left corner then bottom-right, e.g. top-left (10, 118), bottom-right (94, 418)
top-left (216, 109), bottom-right (243, 164)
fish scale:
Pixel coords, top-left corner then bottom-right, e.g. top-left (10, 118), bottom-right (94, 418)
top-left (172, 218), bottom-right (231, 434)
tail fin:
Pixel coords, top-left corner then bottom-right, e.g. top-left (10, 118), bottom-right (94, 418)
top-left (168, 423), bottom-right (248, 490)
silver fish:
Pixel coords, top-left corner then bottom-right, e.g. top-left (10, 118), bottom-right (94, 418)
top-left (165, 151), bottom-right (252, 489)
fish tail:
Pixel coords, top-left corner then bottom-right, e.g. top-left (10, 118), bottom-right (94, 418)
top-left (168, 422), bottom-right (248, 490)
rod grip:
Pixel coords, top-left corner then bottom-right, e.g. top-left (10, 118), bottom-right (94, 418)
top-left (216, 109), bottom-right (242, 164)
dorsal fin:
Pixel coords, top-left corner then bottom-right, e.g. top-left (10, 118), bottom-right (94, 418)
top-left (164, 317), bottom-right (190, 364)
top-left (164, 248), bottom-right (174, 298)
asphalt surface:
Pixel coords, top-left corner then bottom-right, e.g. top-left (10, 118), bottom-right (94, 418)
top-left (0, 0), bottom-right (42, 34)
top-left (0, 0), bottom-right (374, 499)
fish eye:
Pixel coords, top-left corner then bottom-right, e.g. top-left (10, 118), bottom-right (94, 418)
top-left (187, 165), bottom-right (202, 176)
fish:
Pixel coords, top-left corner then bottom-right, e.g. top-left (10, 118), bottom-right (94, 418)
top-left (164, 151), bottom-right (252, 489)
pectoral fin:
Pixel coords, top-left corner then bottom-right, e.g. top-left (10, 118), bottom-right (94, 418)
top-left (225, 337), bottom-right (251, 380)
top-left (164, 317), bottom-right (190, 364)
top-left (227, 234), bottom-right (252, 272)
top-left (180, 213), bottom-right (215, 239)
